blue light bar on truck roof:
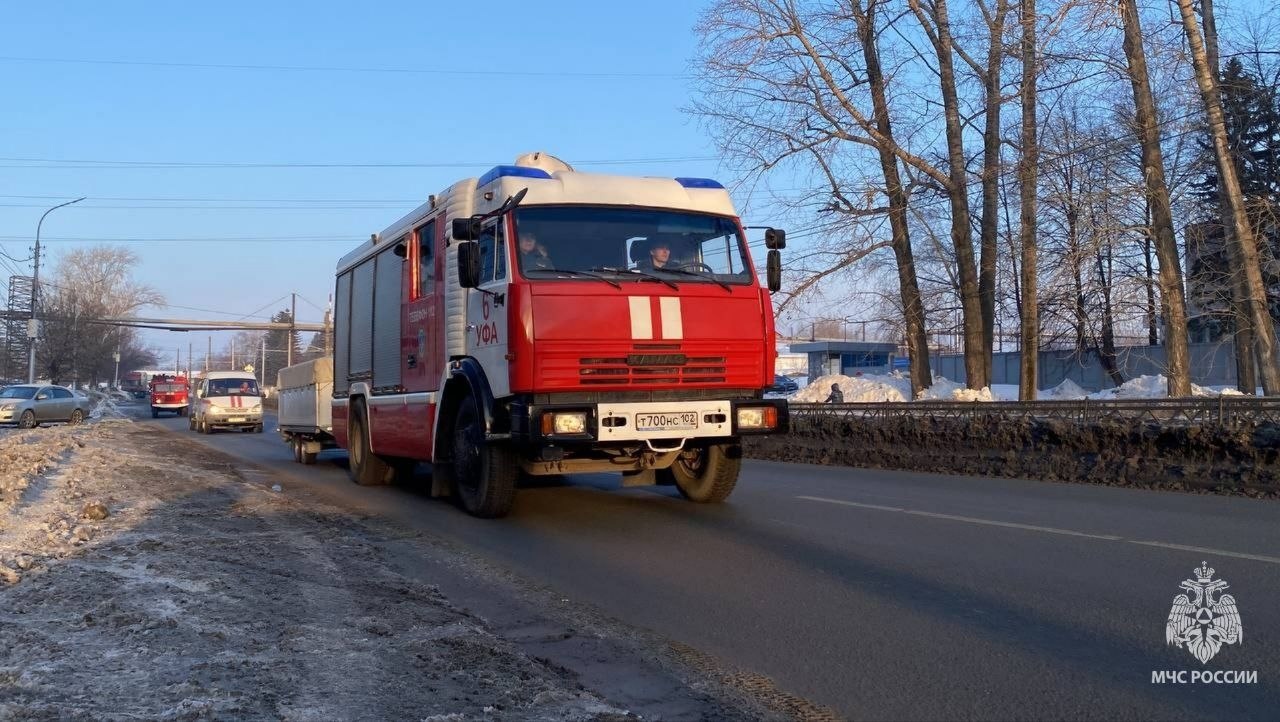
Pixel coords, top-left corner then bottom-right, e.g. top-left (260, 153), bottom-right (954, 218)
top-left (477, 165), bottom-right (554, 187)
top-left (674, 177), bottom-right (725, 189)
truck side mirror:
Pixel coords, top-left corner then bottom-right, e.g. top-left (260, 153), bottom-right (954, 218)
top-left (457, 241), bottom-right (482, 288)
top-left (452, 217), bottom-right (482, 241)
top-left (765, 228), bottom-right (786, 250)
top-left (767, 250), bottom-right (782, 293)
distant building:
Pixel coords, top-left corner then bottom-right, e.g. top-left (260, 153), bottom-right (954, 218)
top-left (1185, 220), bottom-right (1280, 343)
top-left (788, 341), bottom-right (899, 379)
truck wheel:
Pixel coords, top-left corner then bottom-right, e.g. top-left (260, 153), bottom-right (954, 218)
top-left (151, 407), bottom-right (159, 419)
top-left (188, 415), bottom-right (195, 431)
top-left (657, 443), bottom-right (742, 503)
top-left (178, 406), bottom-right (186, 417)
top-left (292, 438), bottom-right (303, 463)
top-left (452, 399), bottom-right (517, 518)
top-left (254, 424), bottom-right (264, 433)
top-left (301, 448), bottom-right (318, 465)
top-left (348, 401), bottom-right (391, 486)
top-left (200, 417), bottom-right (210, 434)
top-left (68, 409), bottom-right (84, 426)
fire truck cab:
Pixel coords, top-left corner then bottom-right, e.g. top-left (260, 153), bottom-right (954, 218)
top-left (148, 374), bottom-right (189, 418)
top-left (332, 152), bottom-right (788, 517)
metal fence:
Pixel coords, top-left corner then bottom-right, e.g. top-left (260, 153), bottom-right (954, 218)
top-left (790, 396), bottom-right (1280, 426)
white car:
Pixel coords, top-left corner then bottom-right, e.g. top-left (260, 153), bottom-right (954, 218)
top-left (190, 372), bottom-right (264, 433)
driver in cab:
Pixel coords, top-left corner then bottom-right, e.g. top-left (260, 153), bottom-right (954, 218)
top-left (636, 239), bottom-right (672, 271)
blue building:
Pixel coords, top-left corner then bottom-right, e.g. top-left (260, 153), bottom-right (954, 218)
top-left (789, 341), bottom-right (899, 379)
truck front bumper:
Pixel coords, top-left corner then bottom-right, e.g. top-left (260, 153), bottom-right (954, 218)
top-left (509, 398), bottom-right (788, 449)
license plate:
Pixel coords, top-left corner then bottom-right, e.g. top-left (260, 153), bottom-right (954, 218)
top-left (635, 411), bottom-right (699, 432)
top-left (227, 417), bottom-right (244, 423)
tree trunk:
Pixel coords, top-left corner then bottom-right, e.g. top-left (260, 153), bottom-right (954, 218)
top-left (1142, 222), bottom-right (1158, 345)
top-left (1176, 0), bottom-right (1280, 394)
top-left (979, 0), bottom-right (1010, 386)
top-left (913, 0), bottom-right (987, 389)
top-left (1017, 0), bottom-right (1038, 400)
top-left (1097, 244), bottom-right (1125, 387)
top-left (1118, 0), bottom-right (1193, 397)
top-left (857, 1), bottom-right (932, 396)
top-left (1195, 0), bottom-right (1261, 395)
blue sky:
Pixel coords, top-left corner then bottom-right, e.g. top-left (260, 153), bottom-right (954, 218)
top-left (0, 1), bottom-right (746, 356)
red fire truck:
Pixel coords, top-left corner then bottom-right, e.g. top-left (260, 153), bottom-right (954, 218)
top-left (149, 374), bottom-right (189, 418)
top-left (331, 152), bottom-right (788, 517)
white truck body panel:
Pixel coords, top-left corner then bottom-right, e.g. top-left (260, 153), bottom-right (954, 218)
top-left (277, 358), bottom-right (334, 433)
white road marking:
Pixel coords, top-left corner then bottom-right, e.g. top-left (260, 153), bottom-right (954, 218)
top-left (798, 495), bottom-right (1279, 565)
top-left (1127, 541), bottom-right (1280, 565)
top-left (796, 495), bottom-right (903, 512)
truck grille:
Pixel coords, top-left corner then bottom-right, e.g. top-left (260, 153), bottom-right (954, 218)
top-left (579, 346), bottom-right (727, 385)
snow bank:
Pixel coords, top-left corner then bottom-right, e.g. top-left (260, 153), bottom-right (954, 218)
top-left (790, 371), bottom-right (1251, 403)
top-left (793, 374), bottom-right (907, 403)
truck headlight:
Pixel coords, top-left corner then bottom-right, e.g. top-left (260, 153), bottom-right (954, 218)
top-left (736, 406), bottom-right (778, 430)
top-left (542, 411), bottom-right (587, 435)
top-left (251, 404), bottom-right (262, 412)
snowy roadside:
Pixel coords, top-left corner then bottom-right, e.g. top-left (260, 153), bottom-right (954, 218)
top-left (0, 422), bottom-right (800, 721)
top-left (790, 371), bottom-right (1249, 403)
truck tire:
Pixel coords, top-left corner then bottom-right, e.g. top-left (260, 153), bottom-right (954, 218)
top-left (452, 399), bottom-right (517, 518)
top-left (151, 407), bottom-right (159, 419)
top-left (348, 401), bottom-right (391, 486)
top-left (291, 438), bottom-right (303, 463)
top-left (657, 443), bottom-right (742, 503)
top-left (188, 414), bottom-right (195, 431)
top-left (301, 448), bottom-right (318, 465)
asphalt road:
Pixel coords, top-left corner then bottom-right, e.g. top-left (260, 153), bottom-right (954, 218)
top-left (144, 406), bottom-right (1280, 721)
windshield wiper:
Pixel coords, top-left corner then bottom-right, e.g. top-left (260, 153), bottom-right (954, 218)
top-left (654, 266), bottom-right (733, 292)
top-left (588, 266), bottom-right (679, 290)
top-left (524, 268), bottom-right (621, 289)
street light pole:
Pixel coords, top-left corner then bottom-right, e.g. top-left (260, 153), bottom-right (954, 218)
top-left (29, 197), bottom-right (86, 383)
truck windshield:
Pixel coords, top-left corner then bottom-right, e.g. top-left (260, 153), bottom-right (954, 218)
top-left (209, 379), bottom-right (259, 396)
top-left (512, 207), bottom-right (753, 286)
top-left (152, 384), bottom-right (185, 393)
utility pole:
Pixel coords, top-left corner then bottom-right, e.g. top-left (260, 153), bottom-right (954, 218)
top-left (206, 336), bottom-right (211, 372)
top-left (29, 197), bottom-right (85, 382)
top-left (112, 346), bottom-right (120, 389)
top-left (261, 338), bottom-right (266, 386)
top-left (288, 292), bottom-right (297, 367)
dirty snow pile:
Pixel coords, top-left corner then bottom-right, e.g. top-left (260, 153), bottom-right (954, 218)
top-left (792, 371), bottom-right (1252, 402)
top-left (0, 423), bottom-right (651, 720)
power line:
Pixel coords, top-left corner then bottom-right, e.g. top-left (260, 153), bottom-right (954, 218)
top-left (0, 155), bottom-right (717, 169)
top-left (0, 55), bottom-right (691, 79)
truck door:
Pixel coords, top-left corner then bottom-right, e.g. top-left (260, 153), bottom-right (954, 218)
top-left (465, 217), bottom-right (511, 398)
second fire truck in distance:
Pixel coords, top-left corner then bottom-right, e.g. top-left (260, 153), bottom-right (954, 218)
top-left (330, 152), bottom-right (789, 517)
top-left (149, 373), bottom-right (189, 418)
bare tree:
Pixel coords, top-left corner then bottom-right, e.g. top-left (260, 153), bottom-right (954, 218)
top-left (1116, 0), bottom-right (1192, 396)
top-left (1018, 0), bottom-right (1040, 398)
top-left (693, 0), bottom-right (936, 394)
top-left (37, 246), bottom-right (163, 385)
top-left (907, 0), bottom-right (988, 389)
top-left (1176, 0), bottom-right (1280, 394)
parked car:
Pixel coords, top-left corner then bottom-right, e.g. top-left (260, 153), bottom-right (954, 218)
top-left (0, 383), bottom-right (91, 428)
top-left (769, 375), bottom-right (800, 395)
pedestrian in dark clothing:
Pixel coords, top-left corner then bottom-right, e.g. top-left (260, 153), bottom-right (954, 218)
top-left (825, 383), bottom-right (844, 404)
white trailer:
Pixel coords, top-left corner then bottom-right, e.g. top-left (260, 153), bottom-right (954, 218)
top-left (276, 358), bottom-right (335, 464)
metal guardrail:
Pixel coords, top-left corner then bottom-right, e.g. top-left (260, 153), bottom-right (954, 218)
top-left (789, 397), bottom-right (1280, 426)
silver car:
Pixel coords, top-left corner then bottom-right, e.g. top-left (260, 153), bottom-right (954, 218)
top-left (0, 384), bottom-right (91, 428)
